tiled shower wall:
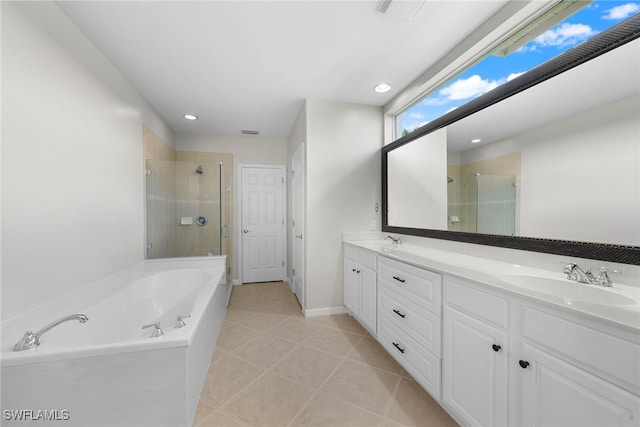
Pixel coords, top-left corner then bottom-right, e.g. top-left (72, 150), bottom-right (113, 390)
top-left (175, 152), bottom-right (233, 267)
top-left (142, 126), bottom-right (233, 279)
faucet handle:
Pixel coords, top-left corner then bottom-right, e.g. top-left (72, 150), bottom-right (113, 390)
top-left (595, 267), bottom-right (621, 287)
top-left (142, 322), bottom-right (164, 337)
top-left (175, 314), bottom-right (191, 328)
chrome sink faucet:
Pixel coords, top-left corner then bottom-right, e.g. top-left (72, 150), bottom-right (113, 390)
top-left (385, 235), bottom-right (402, 245)
top-left (562, 263), bottom-right (595, 284)
top-left (13, 314), bottom-right (89, 351)
top-left (562, 263), bottom-right (621, 287)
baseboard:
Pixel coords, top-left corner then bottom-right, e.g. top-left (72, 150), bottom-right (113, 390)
top-left (232, 279), bottom-right (242, 286)
top-left (303, 306), bottom-right (348, 318)
top-left (285, 276), bottom-right (295, 292)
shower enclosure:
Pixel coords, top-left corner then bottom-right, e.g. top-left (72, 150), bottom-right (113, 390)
top-left (447, 174), bottom-right (517, 235)
top-left (145, 160), bottom-right (227, 259)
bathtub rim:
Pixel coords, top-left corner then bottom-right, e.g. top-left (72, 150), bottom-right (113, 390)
top-left (1, 257), bottom-right (226, 368)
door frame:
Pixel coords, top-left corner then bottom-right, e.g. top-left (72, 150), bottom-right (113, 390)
top-left (291, 143), bottom-right (305, 307)
top-left (237, 163), bottom-right (287, 285)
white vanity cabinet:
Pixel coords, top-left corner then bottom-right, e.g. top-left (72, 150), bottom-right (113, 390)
top-left (515, 303), bottom-right (640, 427)
top-left (442, 275), bottom-right (509, 427)
top-left (442, 275), bottom-right (640, 427)
top-left (377, 256), bottom-right (443, 399)
top-left (343, 244), bottom-right (377, 335)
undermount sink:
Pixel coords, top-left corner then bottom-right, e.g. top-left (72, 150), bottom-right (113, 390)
top-left (500, 274), bottom-right (636, 306)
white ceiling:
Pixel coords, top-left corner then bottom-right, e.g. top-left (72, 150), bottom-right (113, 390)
top-left (57, 0), bottom-right (509, 139)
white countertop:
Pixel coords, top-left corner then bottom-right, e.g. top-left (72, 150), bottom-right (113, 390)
top-left (345, 239), bottom-right (640, 332)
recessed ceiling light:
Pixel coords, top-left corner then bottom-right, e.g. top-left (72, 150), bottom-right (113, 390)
top-left (470, 138), bottom-right (482, 144)
top-left (374, 83), bottom-right (391, 93)
top-left (183, 114), bottom-right (198, 121)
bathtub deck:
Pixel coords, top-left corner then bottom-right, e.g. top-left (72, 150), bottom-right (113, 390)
top-left (192, 281), bottom-right (457, 427)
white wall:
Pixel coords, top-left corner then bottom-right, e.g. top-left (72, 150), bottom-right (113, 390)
top-left (458, 96), bottom-right (639, 246)
top-left (305, 100), bottom-right (383, 312)
top-left (519, 96), bottom-right (639, 245)
top-left (1, 2), bottom-right (174, 319)
top-left (388, 128), bottom-right (448, 229)
top-left (286, 104), bottom-right (307, 286)
top-left (176, 134), bottom-right (288, 281)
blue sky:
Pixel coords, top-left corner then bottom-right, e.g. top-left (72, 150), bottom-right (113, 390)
top-left (399, 0), bottom-right (640, 134)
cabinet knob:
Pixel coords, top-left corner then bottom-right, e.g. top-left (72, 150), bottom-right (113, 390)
top-left (492, 344), bottom-right (501, 352)
top-left (519, 360), bottom-right (530, 369)
top-left (352, 268), bottom-right (356, 272)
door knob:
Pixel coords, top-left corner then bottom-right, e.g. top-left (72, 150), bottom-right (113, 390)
top-left (243, 229), bottom-right (250, 233)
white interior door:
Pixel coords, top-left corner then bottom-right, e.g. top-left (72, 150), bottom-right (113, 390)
top-left (241, 166), bottom-right (285, 283)
top-left (291, 144), bottom-right (305, 307)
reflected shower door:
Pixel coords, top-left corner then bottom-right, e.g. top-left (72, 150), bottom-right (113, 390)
top-left (476, 175), bottom-right (516, 235)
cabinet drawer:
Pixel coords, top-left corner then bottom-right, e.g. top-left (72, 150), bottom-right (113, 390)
top-left (378, 317), bottom-right (441, 399)
top-left (358, 249), bottom-right (377, 271)
top-left (444, 276), bottom-right (508, 329)
top-left (344, 244), bottom-right (358, 261)
top-left (522, 305), bottom-right (640, 395)
top-left (379, 285), bottom-right (441, 356)
top-left (379, 257), bottom-right (442, 315)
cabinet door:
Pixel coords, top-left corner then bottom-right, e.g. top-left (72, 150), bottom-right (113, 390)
top-left (359, 265), bottom-right (377, 334)
top-left (520, 343), bottom-right (640, 427)
top-left (443, 306), bottom-right (508, 427)
top-left (344, 258), bottom-right (358, 314)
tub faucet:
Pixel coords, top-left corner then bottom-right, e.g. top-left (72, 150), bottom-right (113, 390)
top-left (13, 314), bottom-right (89, 352)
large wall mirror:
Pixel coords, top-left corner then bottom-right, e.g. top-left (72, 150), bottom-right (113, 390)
top-left (383, 15), bottom-right (640, 265)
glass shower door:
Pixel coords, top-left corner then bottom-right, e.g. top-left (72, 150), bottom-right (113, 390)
top-left (146, 160), bottom-right (224, 259)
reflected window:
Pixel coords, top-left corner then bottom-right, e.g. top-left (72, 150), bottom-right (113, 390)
top-left (395, 0), bottom-right (640, 138)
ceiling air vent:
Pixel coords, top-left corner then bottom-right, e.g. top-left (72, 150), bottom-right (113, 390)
top-left (377, 0), bottom-right (393, 14)
top-left (241, 129), bottom-right (260, 135)
top-left (492, 0), bottom-right (593, 57)
top-left (377, 0), bottom-right (426, 21)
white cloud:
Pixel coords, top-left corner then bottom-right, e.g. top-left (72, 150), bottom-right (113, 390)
top-left (603, 3), bottom-right (640, 19)
top-left (506, 72), bottom-right (525, 82)
top-left (534, 23), bottom-right (596, 47)
top-left (438, 74), bottom-right (503, 101)
top-left (409, 112), bottom-right (425, 119)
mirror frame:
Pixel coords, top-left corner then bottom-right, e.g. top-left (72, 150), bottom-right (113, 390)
top-left (382, 14), bottom-right (640, 266)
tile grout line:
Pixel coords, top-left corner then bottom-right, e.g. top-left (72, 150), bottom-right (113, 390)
top-left (197, 282), bottom-right (430, 427)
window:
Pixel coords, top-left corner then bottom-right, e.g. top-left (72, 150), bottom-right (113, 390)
top-left (395, 0), bottom-right (640, 138)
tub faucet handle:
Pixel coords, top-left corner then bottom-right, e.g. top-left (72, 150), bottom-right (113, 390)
top-left (142, 322), bottom-right (164, 338)
top-left (175, 314), bottom-right (191, 328)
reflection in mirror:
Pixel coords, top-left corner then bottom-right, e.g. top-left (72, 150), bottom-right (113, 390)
top-left (388, 128), bottom-right (447, 229)
top-left (383, 16), bottom-right (640, 264)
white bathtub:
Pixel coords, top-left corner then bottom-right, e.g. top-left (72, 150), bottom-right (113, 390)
top-left (1, 256), bottom-right (230, 427)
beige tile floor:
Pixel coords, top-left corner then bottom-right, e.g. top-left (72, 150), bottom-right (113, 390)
top-left (193, 282), bottom-right (458, 427)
